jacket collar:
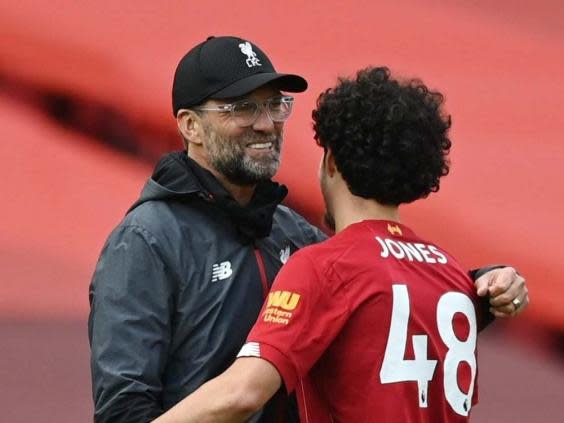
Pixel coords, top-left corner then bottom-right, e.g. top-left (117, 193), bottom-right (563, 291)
top-left (129, 151), bottom-right (288, 242)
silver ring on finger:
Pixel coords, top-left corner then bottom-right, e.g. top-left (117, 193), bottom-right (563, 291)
top-left (512, 297), bottom-right (522, 311)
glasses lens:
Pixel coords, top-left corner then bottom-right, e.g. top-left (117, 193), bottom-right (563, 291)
top-left (232, 100), bottom-right (259, 126)
top-left (268, 97), bottom-right (293, 122)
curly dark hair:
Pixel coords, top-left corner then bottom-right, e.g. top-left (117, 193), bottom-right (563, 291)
top-left (313, 67), bottom-right (452, 206)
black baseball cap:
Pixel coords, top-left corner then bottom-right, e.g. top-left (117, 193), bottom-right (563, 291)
top-left (172, 36), bottom-right (308, 116)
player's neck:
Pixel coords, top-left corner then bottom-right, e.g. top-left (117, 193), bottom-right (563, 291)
top-left (333, 195), bottom-right (399, 233)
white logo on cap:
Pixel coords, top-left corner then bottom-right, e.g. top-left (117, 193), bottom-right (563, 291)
top-left (239, 42), bottom-right (262, 68)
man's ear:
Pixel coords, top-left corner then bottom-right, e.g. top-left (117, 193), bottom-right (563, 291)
top-left (177, 110), bottom-right (204, 146)
top-left (324, 148), bottom-right (337, 177)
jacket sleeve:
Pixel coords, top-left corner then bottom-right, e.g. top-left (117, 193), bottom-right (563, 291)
top-left (88, 224), bottom-right (176, 423)
top-left (468, 264), bottom-right (508, 281)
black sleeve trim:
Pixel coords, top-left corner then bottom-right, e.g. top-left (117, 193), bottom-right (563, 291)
top-left (468, 264), bottom-right (508, 281)
top-left (468, 264), bottom-right (509, 330)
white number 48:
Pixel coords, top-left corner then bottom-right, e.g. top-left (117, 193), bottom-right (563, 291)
top-left (379, 284), bottom-right (477, 416)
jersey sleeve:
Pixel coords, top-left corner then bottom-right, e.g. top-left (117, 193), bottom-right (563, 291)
top-left (238, 249), bottom-right (351, 393)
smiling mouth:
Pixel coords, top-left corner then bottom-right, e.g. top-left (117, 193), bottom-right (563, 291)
top-left (247, 142), bottom-right (274, 150)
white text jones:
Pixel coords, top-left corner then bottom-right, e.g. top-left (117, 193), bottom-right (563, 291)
top-left (375, 237), bottom-right (448, 264)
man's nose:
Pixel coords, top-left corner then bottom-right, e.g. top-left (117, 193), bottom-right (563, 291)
top-left (251, 107), bottom-right (276, 132)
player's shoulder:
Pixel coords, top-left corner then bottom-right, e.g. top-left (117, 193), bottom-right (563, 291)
top-left (272, 238), bottom-right (350, 297)
top-left (284, 227), bottom-right (357, 271)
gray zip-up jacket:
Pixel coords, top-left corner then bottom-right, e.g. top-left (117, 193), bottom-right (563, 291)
top-left (88, 152), bottom-right (327, 422)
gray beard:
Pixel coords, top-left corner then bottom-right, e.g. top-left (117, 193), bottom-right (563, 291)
top-left (204, 123), bottom-right (282, 186)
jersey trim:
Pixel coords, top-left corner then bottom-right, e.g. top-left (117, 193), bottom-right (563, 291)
top-left (239, 341), bottom-right (299, 392)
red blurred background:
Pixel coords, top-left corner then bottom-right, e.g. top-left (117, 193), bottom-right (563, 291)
top-left (1, 1), bottom-right (563, 421)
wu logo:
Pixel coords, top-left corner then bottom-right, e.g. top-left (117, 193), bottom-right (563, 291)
top-left (279, 245), bottom-right (290, 264)
top-left (238, 42), bottom-right (262, 68)
top-left (211, 261), bottom-right (233, 282)
top-left (267, 291), bottom-right (301, 311)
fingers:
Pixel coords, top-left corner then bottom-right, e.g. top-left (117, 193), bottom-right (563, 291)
top-left (490, 308), bottom-right (513, 318)
top-left (489, 272), bottom-right (525, 307)
top-left (479, 266), bottom-right (529, 317)
top-left (474, 273), bottom-right (492, 297)
top-left (489, 291), bottom-right (529, 317)
top-left (512, 292), bottom-right (530, 315)
top-left (487, 267), bottom-right (520, 298)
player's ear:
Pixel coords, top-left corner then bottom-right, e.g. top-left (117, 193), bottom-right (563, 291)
top-left (325, 148), bottom-right (337, 177)
top-left (177, 109), bottom-right (204, 147)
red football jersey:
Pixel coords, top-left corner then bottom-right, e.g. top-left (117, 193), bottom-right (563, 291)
top-left (238, 220), bottom-right (485, 423)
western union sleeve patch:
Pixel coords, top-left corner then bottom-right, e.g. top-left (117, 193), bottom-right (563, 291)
top-left (263, 291), bottom-right (301, 325)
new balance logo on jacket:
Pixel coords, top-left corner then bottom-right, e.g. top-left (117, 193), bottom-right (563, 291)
top-left (212, 261), bottom-right (233, 282)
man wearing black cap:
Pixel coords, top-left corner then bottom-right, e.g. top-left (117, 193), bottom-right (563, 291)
top-left (89, 35), bottom-right (323, 423)
top-left (88, 36), bottom-right (528, 423)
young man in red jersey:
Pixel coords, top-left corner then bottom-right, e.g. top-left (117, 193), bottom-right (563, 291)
top-left (154, 67), bottom-right (529, 423)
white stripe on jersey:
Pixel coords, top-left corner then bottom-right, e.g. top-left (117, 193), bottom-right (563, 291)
top-left (237, 342), bottom-right (261, 358)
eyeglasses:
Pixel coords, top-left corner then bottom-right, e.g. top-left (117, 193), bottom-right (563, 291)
top-left (193, 96), bottom-right (294, 127)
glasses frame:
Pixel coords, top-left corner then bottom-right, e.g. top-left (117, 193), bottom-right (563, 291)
top-left (192, 95), bottom-right (295, 126)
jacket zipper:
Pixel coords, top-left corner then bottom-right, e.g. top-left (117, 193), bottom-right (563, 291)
top-left (253, 248), bottom-right (269, 299)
